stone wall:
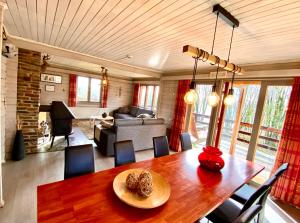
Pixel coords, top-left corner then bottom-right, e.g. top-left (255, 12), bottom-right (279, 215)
top-left (17, 49), bottom-right (41, 153)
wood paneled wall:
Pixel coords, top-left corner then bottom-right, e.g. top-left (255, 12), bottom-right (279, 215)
top-left (157, 80), bottom-right (178, 128)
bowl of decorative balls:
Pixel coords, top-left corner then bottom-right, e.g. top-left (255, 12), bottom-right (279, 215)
top-left (113, 169), bottom-right (171, 209)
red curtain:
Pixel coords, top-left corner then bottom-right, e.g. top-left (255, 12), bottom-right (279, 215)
top-left (270, 77), bottom-right (300, 208)
top-left (169, 80), bottom-right (191, 152)
top-left (132, 83), bottom-right (140, 106)
top-left (68, 74), bottom-right (77, 107)
top-left (101, 84), bottom-right (108, 108)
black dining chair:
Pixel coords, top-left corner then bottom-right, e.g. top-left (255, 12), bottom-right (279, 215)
top-left (180, 132), bottom-right (192, 151)
top-left (205, 175), bottom-right (276, 223)
top-left (64, 144), bottom-right (95, 179)
top-left (114, 140), bottom-right (136, 167)
top-left (153, 136), bottom-right (170, 158)
top-left (231, 163), bottom-right (288, 204)
top-left (233, 205), bottom-right (263, 223)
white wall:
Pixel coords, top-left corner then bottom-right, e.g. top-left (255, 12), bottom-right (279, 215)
top-left (42, 67), bottom-right (133, 119)
top-left (3, 54), bottom-right (18, 161)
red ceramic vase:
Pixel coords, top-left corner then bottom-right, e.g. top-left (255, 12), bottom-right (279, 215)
top-left (198, 146), bottom-right (225, 171)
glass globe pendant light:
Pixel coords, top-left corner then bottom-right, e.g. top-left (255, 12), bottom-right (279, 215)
top-left (224, 88), bottom-right (234, 106)
top-left (207, 57), bottom-right (221, 107)
top-left (224, 70), bottom-right (236, 106)
top-left (184, 56), bottom-right (199, 105)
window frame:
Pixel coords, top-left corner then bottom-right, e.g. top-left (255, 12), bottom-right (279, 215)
top-left (76, 76), bottom-right (102, 106)
top-left (138, 85), bottom-right (160, 111)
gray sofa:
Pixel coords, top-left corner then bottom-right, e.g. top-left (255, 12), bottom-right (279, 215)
top-left (113, 106), bottom-right (154, 119)
top-left (94, 118), bottom-right (166, 156)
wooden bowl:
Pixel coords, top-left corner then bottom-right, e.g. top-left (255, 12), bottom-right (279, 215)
top-left (113, 169), bottom-right (171, 209)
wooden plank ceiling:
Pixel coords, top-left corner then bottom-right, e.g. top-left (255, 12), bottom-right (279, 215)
top-left (4, 0), bottom-right (300, 73)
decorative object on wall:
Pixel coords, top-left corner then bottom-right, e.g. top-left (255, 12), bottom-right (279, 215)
top-left (41, 54), bottom-right (50, 73)
top-left (101, 67), bottom-right (108, 108)
top-left (12, 117), bottom-right (25, 161)
top-left (101, 67), bottom-right (108, 86)
top-left (183, 4), bottom-right (241, 105)
top-left (41, 73), bottom-right (62, 84)
top-left (45, 85), bottom-right (55, 92)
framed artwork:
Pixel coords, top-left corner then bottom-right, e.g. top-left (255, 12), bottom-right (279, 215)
top-left (41, 73), bottom-right (62, 84)
top-left (45, 85), bottom-right (55, 92)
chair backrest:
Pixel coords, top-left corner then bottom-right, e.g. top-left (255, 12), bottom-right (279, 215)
top-left (114, 140), bottom-right (136, 167)
top-left (273, 163), bottom-right (288, 178)
top-left (234, 205), bottom-right (262, 223)
top-left (241, 175), bottom-right (276, 214)
top-left (153, 136), bottom-right (170, 158)
top-left (180, 132), bottom-right (192, 151)
top-left (64, 144), bottom-right (95, 179)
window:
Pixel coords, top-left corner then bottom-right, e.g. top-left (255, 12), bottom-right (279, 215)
top-left (77, 76), bottom-right (102, 104)
top-left (138, 85), bottom-right (160, 110)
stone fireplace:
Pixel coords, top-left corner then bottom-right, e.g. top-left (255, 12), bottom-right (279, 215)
top-left (17, 48), bottom-right (41, 153)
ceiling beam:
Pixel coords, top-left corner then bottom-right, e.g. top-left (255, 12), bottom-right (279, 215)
top-left (6, 31), bottom-right (162, 79)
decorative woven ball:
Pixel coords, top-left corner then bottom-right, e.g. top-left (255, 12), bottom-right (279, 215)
top-left (137, 171), bottom-right (153, 197)
top-left (126, 173), bottom-right (139, 190)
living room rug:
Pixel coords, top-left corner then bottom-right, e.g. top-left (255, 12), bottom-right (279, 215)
top-left (38, 127), bottom-right (94, 152)
top-left (73, 120), bottom-right (95, 140)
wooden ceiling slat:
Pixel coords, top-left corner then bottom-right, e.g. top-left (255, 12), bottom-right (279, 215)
top-left (4, 8), bottom-right (20, 36)
top-left (107, 4), bottom-right (300, 61)
top-left (57, 0), bottom-right (97, 47)
top-left (69, 0), bottom-right (163, 51)
top-left (36, 0), bottom-right (47, 42)
top-left (7, 0), bottom-right (28, 38)
top-left (49, 0), bottom-right (71, 45)
top-left (99, 0), bottom-right (299, 58)
top-left (4, 0), bottom-right (300, 72)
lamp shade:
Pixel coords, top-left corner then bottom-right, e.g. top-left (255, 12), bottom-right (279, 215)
top-left (224, 89), bottom-right (235, 106)
top-left (184, 89), bottom-right (198, 105)
top-left (207, 91), bottom-right (220, 107)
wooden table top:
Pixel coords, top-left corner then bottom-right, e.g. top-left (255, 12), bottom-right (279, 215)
top-left (37, 149), bottom-right (264, 223)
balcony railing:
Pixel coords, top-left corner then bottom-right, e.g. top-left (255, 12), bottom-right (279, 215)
top-left (193, 113), bottom-right (282, 152)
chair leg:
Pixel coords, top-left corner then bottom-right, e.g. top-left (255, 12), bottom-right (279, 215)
top-left (50, 136), bottom-right (55, 148)
top-left (66, 136), bottom-right (70, 147)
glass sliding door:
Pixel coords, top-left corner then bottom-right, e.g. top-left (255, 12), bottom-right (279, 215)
top-left (253, 85), bottom-right (292, 182)
top-left (219, 86), bottom-right (242, 153)
top-left (190, 84), bottom-right (213, 148)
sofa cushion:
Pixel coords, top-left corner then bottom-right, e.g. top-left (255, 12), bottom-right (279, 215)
top-left (143, 118), bottom-right (165, 125)
top-left (114, 119), bottom-right (143, 126)
top-left (136, 108), bottom-right (154, 116)
top-left (115, 113), bottom-right (135, 119)
top-left (137, 113), bottom-right (153, 119)
top-left (118, 106), bottom-right (130, 114)
top-left (129, 106), bottom-right (139, 116)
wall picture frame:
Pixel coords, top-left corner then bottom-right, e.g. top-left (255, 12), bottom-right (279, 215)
top-left (41, 73), bottom-right (62, 84)
top-left (45, 85), bottom-right (55, 92)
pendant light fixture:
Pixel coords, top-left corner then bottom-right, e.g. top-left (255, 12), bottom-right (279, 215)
top-left (224, 25), bottom-right (236, 106)
top-left (184, 53), bottom-right (199, 105)
top-left (183, 4), bottom-right (240, 106)
top-left (207, 11), bottom-right (221, 107)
